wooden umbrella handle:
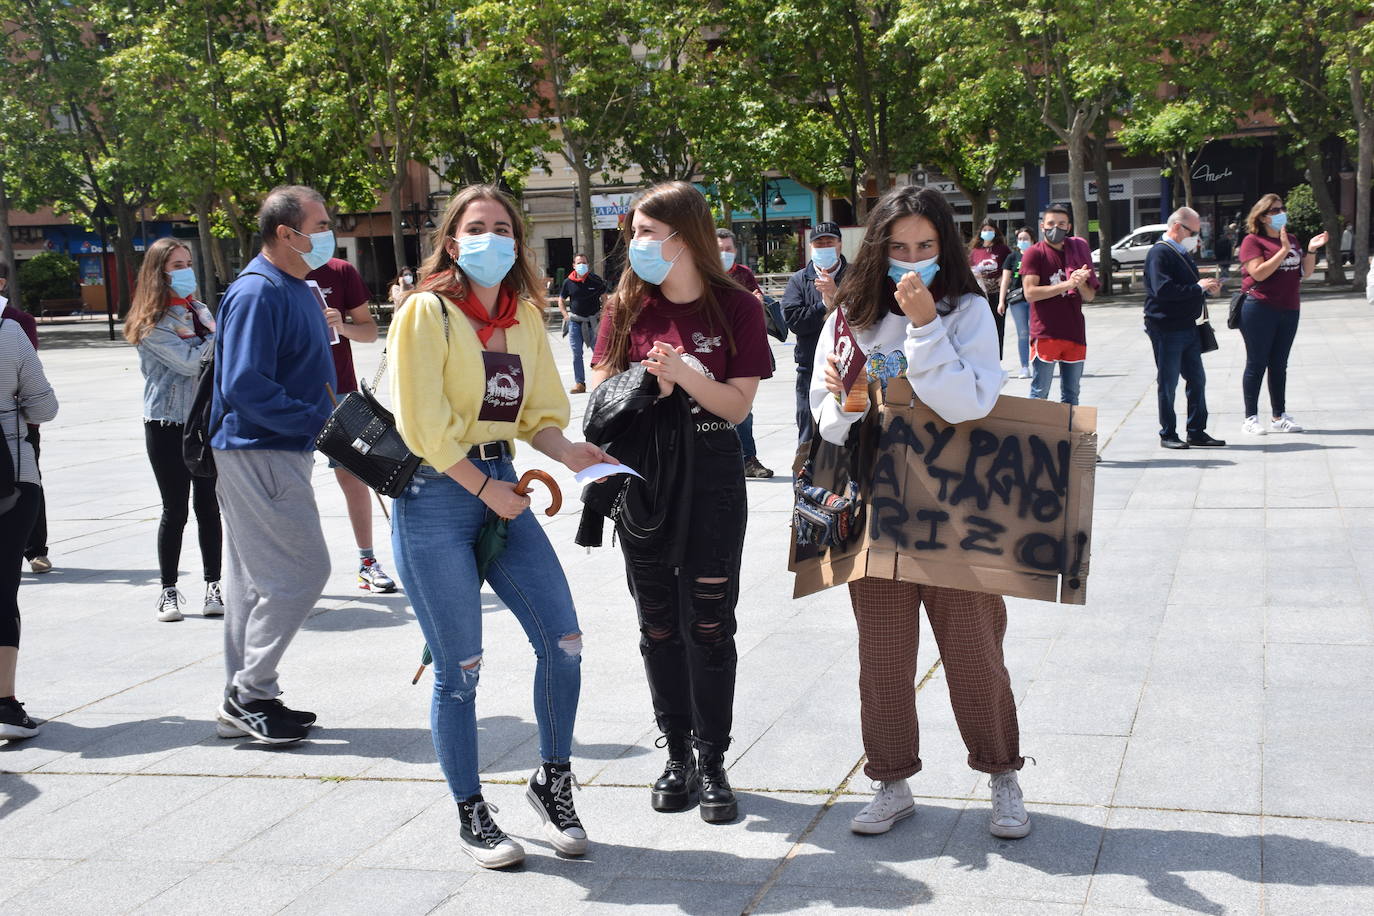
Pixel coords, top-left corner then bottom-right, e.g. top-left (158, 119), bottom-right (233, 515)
top-left (514, 469), bottom-right (562, 516)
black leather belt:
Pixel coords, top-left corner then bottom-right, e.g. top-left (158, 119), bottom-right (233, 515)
top-left (467, 441), bottom-right (510, 461)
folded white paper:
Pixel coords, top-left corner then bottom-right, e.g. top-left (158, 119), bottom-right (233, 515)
top-left (574, 462), bottom-right (644, 485)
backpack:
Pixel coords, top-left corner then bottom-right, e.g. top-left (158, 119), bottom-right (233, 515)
top-left (1, 316), bottom-right (19, 515)
top-left (182, 270), bottom-right (278, 477)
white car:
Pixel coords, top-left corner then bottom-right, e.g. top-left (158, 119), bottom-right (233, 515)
top-left (1102, 224), bottom-right (1167, 272)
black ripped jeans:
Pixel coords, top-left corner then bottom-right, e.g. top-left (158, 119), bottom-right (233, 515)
top-left (621, 428), bottom-right (747, 751)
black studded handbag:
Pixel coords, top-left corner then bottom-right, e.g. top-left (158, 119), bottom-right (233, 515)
top-left (313, 309), bottom-right (446, 498)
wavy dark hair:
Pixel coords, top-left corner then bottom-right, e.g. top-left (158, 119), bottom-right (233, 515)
top-left (411, 184), bottom-right (542, 307)
top-left (598, 181), bottom-right (744, 372)
top-left (833, 186), bottom-right (984, 330)
top-left (970, 219), bottom-right (1007, 251)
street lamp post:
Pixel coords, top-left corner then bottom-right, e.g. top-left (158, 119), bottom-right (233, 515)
top-left (759, 179), bottom-right (787, 273)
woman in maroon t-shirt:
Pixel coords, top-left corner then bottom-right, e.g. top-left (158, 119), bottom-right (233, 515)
top-left (968, 221), bottom-right (1011, 356)
top-left (590, 181), bottom-right (772, 824)
top-left (1237, 192), bottom-right (1328, 435)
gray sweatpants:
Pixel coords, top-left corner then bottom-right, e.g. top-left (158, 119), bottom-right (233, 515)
top-left (214, 448), bottom-right (330, 701)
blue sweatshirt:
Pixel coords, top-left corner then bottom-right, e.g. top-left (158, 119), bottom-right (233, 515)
top-left (210, 255), bottom-right (336, 451)
top-left (1143, 240), bottom-right (1206, 333)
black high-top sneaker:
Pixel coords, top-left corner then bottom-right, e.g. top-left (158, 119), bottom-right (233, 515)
top-left (650, 732), bottom-right (699, 812)
top-left (526, 761), bottom-right (588, 855)
top-left (698, 746), bottom-right (738, 823)
top-left (457, 794), bottom-right (525, 869)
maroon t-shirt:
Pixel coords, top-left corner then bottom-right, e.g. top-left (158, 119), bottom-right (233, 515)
top-left (592, 284), bottom-right (773, 382)
top-left (1021, 237), bottom-right (1099, 345)
top-left (1, 303), bottom-right (38, 351)
top-left (969, 244), bottom-right (1011, 295)
top-left (1238, 233), bottom-right (1303, 310)
top-left (727, 263), bottom-right (761, 294)
top-left (307, 258), bottom-right (372, 393)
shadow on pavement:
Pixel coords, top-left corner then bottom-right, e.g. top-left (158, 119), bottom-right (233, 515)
top-left (21, 566), bottom-right (161, 585)
top-left (1224, 442), bottom-right (1350, 452)
top-left (1099, 458), bottom-right (1235, 468)
top-left (305, 592), bottom-right (417, 631)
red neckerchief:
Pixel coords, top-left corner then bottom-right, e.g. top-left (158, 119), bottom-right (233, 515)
top-left (567, 270), bottom-right (587, 284)
top-left (455, 284), bottom-right (518, 348)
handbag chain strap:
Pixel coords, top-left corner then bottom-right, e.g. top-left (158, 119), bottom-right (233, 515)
top-left (367, 302), bottom-right (449, 393)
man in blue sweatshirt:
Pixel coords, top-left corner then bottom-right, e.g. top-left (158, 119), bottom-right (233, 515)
top-left (212, 185), bottom-right (337, 744)
top-left (1143, 207), bottom-right (1226, 450)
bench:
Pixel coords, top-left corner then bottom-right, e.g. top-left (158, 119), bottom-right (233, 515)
top-left (37, 298), bottom-right (89, 320)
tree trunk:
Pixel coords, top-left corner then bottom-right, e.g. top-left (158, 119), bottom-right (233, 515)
top-left (389, 180), bottom-right (408, 278)
top-left (114, 203), bottom-right (139, 317)
top-left (193, 195), bottom-right (220, 307)
top-left (571, 158), bottom-right (597, 269)
top-left (0, 165), bottom-right (18, 309)
top-left (1302, 141), bottom-right (1347, 285)
top-left (1351, 61), bottom-right (1372, 291)
top-left (1066, 128), bottom-right (1089, 246)
top-left (1093, 130), bottom-right (1114, 292)
top-left (969, 190), bottom-right (988, 239)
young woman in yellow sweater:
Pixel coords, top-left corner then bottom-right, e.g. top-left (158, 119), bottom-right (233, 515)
top-left (388, 185), bottom-right (612, 870)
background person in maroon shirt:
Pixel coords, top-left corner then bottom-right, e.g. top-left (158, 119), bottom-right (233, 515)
top-left (968, 220), bottom-right (1011, 356)
top-left (715, 228), bottom-right (774, 478)
top-left (1236, 192), bottom-right (1327, 435)
top-left (306, 256), bottom-right (397, 592)
top-left (1021, 204), bottom-right (1099, 405)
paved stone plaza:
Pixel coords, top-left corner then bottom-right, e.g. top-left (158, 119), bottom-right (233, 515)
top-left (3, 286), bottom-right (1374, 915)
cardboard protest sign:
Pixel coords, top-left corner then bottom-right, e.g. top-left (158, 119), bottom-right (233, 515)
top-left (832, 308), bottom-right (867, 404)
top-left (790, 377), bottom-right (1096, 605)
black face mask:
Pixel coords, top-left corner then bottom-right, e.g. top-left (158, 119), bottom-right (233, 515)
top-left (1043, 226), bottom-right (1068, 245)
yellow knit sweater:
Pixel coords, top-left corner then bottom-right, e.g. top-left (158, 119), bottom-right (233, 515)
top-left (387, 291), bottom-right (570, 472)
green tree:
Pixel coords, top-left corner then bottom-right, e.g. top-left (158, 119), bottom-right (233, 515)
top-left (16, 251), bottom-right (79, 312)
top-left (1117, 98), bottom-right (1236, 212)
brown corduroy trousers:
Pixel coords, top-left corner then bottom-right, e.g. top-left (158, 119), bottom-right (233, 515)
top-left (849, 577), bottom-right (1024, 781)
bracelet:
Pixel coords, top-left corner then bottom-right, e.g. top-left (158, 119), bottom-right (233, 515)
top-left (476, 476), bottom-right (490, 498)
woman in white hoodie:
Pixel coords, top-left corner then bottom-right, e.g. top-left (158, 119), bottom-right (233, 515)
top-left (810, 186), bottom-right (1031, 841)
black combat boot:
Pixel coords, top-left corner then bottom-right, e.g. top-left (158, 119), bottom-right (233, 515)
top-left (650, 732), bottom-right (699, 812)
top-left (697, 741), bottom-right (737, 823)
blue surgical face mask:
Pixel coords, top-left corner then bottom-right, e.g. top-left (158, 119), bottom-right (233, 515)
top-left (574, 263), bottom-right (589, 276)
top-left (1017, 239), bottom-right (1032, 252)
top-left (167, 267), bottom-right (197, 298)
top-left (457, 232), bottom-right (517, 288)
top-left (628, 231), bottom-right (681, 285)
top-left (289, 227), bottom-right (336, 271)
top-left (810, 245), bottom-right (839, 270)
top-left (1269, 212), bottom-right (1288, 231)
top-left (980, 230), bottom-right (996, 243)
top-left (889, 255), bottom-right (939, 287)
top-left (719, 251), bottom-right (736, 271)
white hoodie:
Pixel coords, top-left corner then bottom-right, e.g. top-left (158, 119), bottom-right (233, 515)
top-left (810, 292), bottom-right (1005, 444)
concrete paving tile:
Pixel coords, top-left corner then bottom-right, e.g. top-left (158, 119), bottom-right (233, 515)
top-left (90, 774), bottom-right (337, 864)
top-left (1085, 808), bottom-right (1261, 915)
top-left (771, 799), bottom-right (962, 892)
top-left (925, 805), bottom-right (1108, 904)
top-left (275, 866), bottom-right (468, 915)
top-left (1115, 738), bottom-right (1261, 814)
top-left (1018, 678), bottom-right (1143, 737)
top-left (5, 774), bottom-right (222, 859)
top-left (133, 863), bottom-right (334, 915)
top-left (1265, 644), bottom-right (1374, 690)
top-left (1147, 638), bottom-right (1263, 689)
top-left (580, 877), bottom-right (755, 915)
top-left (1259, 816), bottom-right (1374, 914)
top-left (1264, 687), bottom-right (1374, 748)
top-left (1155, 604), bottom-right (1265, 644)
top-left (228, 778), bottom-right (451, 866)
top-left (1264, 604), bottom-right (1374, 646)
top-left (1131, 684), bottom-right (1263, 741)
top-left (31, 715), bottom-right (219, 775)
top-left (0, 858), bottom-right (77, 907)
top-left (7, 859), bottom-right (200, 916)
top-left (905, 895), bottom-right (1084, 914)
top-left (1017, 734), bottom-right (1127, 807)
top-left (751, 883), bottom-right (919, 913)
top-left (1263, 744), bottom-right (1374, 821)
top-left (1037, 636), bottom-right (1152, 682)
top-left (728, 726), bottom-right (865, 794)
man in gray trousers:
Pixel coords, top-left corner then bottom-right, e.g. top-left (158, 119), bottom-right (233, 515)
top-left (211, 185), bottom-right (337, 743)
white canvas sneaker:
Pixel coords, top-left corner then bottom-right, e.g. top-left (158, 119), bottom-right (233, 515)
top-left (1270, 413), bottom-right (1303, 432)
top-left (989, 771), bottom-right (1031, 838)
top-left (1241, 415), bottom-right (1267, 436)
top-left (155, 587), bottom-right (184, 622)
top-left (850, 779), bottom-right (915, 835)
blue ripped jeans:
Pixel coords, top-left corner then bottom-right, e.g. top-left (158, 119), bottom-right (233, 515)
top-left (392, 459), bottom-right (582, 800)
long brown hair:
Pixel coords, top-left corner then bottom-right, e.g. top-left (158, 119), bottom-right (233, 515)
top-left (411, 184), bottom-right (542, 307)
top-left (124, 238), bottom-right (192, 345)
top-left (833, 186), bottom-right (984, 331)
top-left (970, 219), bottom-right (1007, 251)
top-left (1245, 192), bottom-right (1285, 237)
top-left (598, 181), bottom-right (744, 372)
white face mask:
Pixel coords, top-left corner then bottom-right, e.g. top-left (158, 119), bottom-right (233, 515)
top-left (1181, 234), bottom-right (1200, 253)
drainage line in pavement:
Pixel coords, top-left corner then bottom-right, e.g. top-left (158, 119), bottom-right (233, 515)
top-left (738, 658), bottom-right (945, 916)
